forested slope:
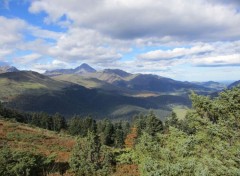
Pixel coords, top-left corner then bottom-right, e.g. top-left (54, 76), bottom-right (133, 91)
top-left (0, 86), bottom-right (239, 175)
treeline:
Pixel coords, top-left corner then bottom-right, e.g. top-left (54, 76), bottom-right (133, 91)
top-left (0, 103), bottom-right (130, 148)
top-left (0, 105), bottom-right (67, 132)
top-left (1, 86), bottom-right (239, 175)
top-left (68, 116), bottom-right (130, 148)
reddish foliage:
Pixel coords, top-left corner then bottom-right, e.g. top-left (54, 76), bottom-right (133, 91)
top-left (124, 127), bottom-right (138, 149)
top-left (113, 164), bottom-right (140, 176)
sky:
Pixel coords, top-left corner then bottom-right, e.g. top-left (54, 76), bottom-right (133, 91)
top-left (0, 0), bottom-right (240, 81)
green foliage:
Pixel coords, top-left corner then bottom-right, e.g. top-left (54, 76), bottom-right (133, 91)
top-left (69, 132), bottom-right (114, 176)
top-left (165, 111), bottom-right (179, 129)
top-left (115, 149), bottom-right (135, 165)
top-left (0, 146), bottom-right (56, 176)
top-left (6, 132), bottom-right (45, 142)
top-left (133, 87), bottom-right (240, 176)
top-left (135, 112), bottom-right (163, 136)
top-left (68, 116), bottom-right (97, 136)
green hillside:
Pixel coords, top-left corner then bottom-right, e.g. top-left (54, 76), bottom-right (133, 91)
top-left (0, 71), bottom-right (67, 101)
top-left (0, 71), bottom-right (178, 119)
top-left (1, 86), bottom-right (239, 176)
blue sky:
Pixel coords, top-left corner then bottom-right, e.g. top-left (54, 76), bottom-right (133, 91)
top-left (0, 0), bottom-right (240, 81)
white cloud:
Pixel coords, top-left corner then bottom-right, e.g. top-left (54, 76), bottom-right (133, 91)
top-left (193, 54), bottom-right (240, 67)
top-left (31, 60), bottom-right (71, 73)
top-left (47, 27), bottom-right (124, 64)
top-left (13, 53), bottom-right (42, 64)
top-left (0, 16), bottom-right (63, 64)
top-left (134, 41), bottom-right (240, 70)
top-left (0, 16), bottom-right (26, 45)
top-left (29, 0), bottom-right (240, 41)
top-left (138, 45), bottom-right (214, 61)
top-left (27, 26), bottom-right (63, 40)
top-left (1, 1), bottom-right (240, 81)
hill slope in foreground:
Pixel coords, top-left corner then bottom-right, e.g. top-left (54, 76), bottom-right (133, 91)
top-left (0, 119), bottom-right (75, 162)
top-left (0, 118), bottom-right (75, 175)
top-left (0, 118), bottom-right (140, 176)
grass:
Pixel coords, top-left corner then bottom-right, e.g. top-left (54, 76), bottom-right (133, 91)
top-left (0, 118), bottom-right (75, 162)
top-left (54, 74), bottom-right (104, 88)
top-left (172, 105), bottom-right (189, 119)
top-left (0, 72), bottom-right (67, 101)
top-left (110, 105), bottom-right (171, 121)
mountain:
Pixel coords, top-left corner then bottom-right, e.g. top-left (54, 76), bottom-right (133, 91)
top-left (83, 69), bottom-right (132, 84)
top-left (45, 63), bottom-right (96, 76)
top-left (0, 65), bottom-right (221, 119)
top-left (1, 71), bottom-right (190, 119)
top-left (0, 66), bottom-right (19, 74)
top-left (54, 67), bottom-right (213, 95)
top-left (88, 73), bottom-right (213, 94)
top-left (0, 71), bottom-right (67, 101)
top-left (228, 80), bottom-right (240, 89)
top-left (111, 74), bottom-right (211, 93)
top-left (193, 81), bottom-right (226, 91)
top-left (74, 63), bottom-right (96, 74)
top-left (103, 69), bottom-right (131, 78)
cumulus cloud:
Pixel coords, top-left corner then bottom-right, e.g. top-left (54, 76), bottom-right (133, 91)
top-left (135, 41), bottom-right (240, 69)
top-left (13, 53), bottom-right (42, 64)
top-left (1, 0), bottom-right (240, 80)
top-left (46, 27), bottom-right (123, 65)
top-left (138, 45), bottom-right (214, 61)
top-left (27, 26), bottom-right (63, 40)
top-left (29, 0), bottom-right (240, 41)
top-left (0, 16), bottom-right (26, 60)
top-left (31, 60), bottom-right (72, 73)
top-left (0, 16), bottom-right (26, 45)
top-left (0, 16), bottom-right (63, 65)
top-left (193, 54), bottom-right (240, 67)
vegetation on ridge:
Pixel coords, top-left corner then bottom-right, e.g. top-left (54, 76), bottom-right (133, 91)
top-left (0, 85), bottom-right (239, 175)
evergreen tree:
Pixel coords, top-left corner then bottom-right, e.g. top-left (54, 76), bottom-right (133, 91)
top-left (165, 111), bottom-right (178, 128)
top-left (68, 115), bottom-right (82, 136)
top-left (69, 132), bottom-right (113, 176)
top-left (52, 113), bottom-right (66, 132)
top-left (145, 112), bottom-right (163, 136)
top-left (114, 122), bottom-right (124, 148)
top-left (134, 87), bottom-right (240, 176)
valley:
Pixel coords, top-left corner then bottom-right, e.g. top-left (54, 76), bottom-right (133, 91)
top-left (0, 64), bottom-right (229, 120)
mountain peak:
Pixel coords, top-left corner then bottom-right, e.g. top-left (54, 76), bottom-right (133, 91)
top-left (74, 63), bottom-right (96, 73)
top-left (103, 69), bottom-right (131, 78)
top-left (45, 63), bottom-right (96, 76)
top-left (0, 66), bottom-right (19, 74)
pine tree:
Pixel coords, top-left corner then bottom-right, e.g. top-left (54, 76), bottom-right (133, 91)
top-left (52, 113), bottom-right (66, 132)
top-left (69, 132), bottom-right (113, 175)
top-left (145, 112), bottom-right (163, 136)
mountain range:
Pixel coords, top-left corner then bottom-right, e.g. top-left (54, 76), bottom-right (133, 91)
top-left (0, 66), bottom-right (19, 73)
top-left (228, 80), bottom-right (240, 89)
top-left (0, 63), bottom-right (238, 119)
top-left (45, 63), bottom-right (96, 76)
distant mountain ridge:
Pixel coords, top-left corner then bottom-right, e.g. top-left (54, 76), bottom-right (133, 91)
top-left (192, 81), bottom-right (226, 90)
top-left (0, 70), bottom-right (189, 119)
top-left (228, 80), bottom-right (240, 89)
top-left (0, 64), bottom-right (230, 119)
top-left (102, 69), bottom-right (131, 78)
top-left (52, 64), bottom-right (220, 94)
top-left (45, 63), bottom-right (96, 76)
top-left (0, 66), bottom-right (19, 73)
